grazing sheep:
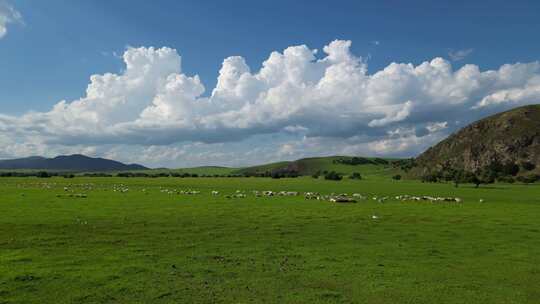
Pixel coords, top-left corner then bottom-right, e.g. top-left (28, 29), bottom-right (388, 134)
top-left (352, 193), bottom-right (366, 200)
top-left (395, 194), bottom-right (461, 204)
top-left (329, 196), bottom-right (357, 203)
top-left (263, 191), bottom-right (274, 197)
top-left (304, 192), bottom-right (320, 200)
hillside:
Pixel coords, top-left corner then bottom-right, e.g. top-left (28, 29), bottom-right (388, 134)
top-left (234, 156), bottom-right (398, 178)
top-left (414, 104), bottom-right (540, 176)
top-left (0, 154), bottom-right (147, 172)
top-left (138, 166), bottom-right (236, 176)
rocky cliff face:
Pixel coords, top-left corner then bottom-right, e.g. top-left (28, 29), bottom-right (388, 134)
top-left (415, 104), bottom-right (540, 174)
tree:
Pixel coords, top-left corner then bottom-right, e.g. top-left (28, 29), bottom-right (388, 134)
top-left (312, 170), bottom-right (321, 179)
top-left (497, 176), bottom-right (515, 183)
top-left (521, 161), bottom-right (536, 171)
top-left (452, 169), bottom-right (465, 188)
top-left (501, 163), bottom-right (520, 176)
top-left (471, 175), bottom-right (482, 188)
top-left (468, 170), bottom-right (496, 188)
top-left (349, 172), bottom-right (362, 180)
top-left (480, 169), bottom-right (496, 185)
top-left (36, 171), bottom-right (51, 178)
top-left (516, 174), bottom-right (540, 184)
top-left (442, 169), bottom-right (455, 182)
top-left (421, 173), bottom-right (439, 183)
top-left (324, 171), bottom-right (343, 181)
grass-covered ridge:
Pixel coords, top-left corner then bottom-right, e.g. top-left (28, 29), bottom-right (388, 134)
top-left (138, 166), bottom-right (237, 176)
top-left (36, 155), bottom-right (401, 178)
top-left (234, 156), bottom-right (399, 178)
top-left (0, 156), bottom-right (401, 178)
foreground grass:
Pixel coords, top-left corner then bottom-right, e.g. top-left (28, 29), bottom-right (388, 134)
top-left (1, 177), bottom-right (539, 303)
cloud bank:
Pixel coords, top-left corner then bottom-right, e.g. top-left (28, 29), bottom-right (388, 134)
top-left (1, 40), bottom-right (540, 167)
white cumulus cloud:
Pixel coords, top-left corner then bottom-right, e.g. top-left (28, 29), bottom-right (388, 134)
top-left (1, 40), bottom-right (540, 166)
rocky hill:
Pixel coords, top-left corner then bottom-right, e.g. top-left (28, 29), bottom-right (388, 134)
top-left (414, 104), bottom-right (540, 176)
top-left (0, 154), bottom-right (147, 172)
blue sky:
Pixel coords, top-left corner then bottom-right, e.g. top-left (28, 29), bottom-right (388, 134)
top-left (1, 0), bottom-right (540, 167)
top-left (3, 0), bottom-right (540, 114)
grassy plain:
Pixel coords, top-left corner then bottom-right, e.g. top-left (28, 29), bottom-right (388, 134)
top-left (1, 176), bottom-right (539, 303)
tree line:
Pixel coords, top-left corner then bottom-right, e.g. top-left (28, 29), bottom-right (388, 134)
top-left (421, 161), bottom-right (539, 187)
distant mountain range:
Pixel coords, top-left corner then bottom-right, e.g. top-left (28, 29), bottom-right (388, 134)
top-left (0, 154), bottom-right (148, 172)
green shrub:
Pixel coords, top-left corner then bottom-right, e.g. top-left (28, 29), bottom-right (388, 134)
top-left (497, 176), bottom-right (515, 183)
top-left (324, 171), bottom-right (342, 181)
top-left (516, 174), bottom-right (540, 184)
top-left (36, 171), bottom-right (51, 178)
top-left (349, 172), bottom-right (362, 180)
top-left (521, 161), bottom-right (536, 171)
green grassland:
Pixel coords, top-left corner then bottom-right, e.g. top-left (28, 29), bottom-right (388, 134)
top-left (1, 176), bottom-right (539, 303)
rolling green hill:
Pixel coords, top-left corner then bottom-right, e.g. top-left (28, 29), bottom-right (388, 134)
top-left (119, 156), bottom-right (400, 179)
top-left (234, 156), bottom-right (401, 178)
top-left (0, 155), bottom-right (403, 179)
top-left (137, 166), bottom-right (236, 176)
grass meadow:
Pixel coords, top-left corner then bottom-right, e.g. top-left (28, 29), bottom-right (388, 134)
top-left (1, 176), bottom-right (539, 303)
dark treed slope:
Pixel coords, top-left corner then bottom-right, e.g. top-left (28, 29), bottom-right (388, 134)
top-left (0, 154), bottom-right (147, 171)
top-left (414, 104), bottom-right (540, 176)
